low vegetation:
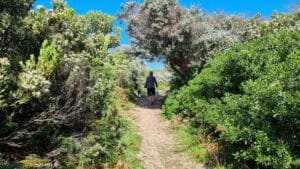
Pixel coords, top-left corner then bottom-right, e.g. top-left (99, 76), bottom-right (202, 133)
top-left (119, 118), bottom-right (143, 169)
top-left (173, 125), bottom-right (210, 163)
top-left (2, 0), bottom-right (300, 168)
top-left (163, 29), bottom-right (300, 168)
top-left (0, 0), bottom-right (145, 168)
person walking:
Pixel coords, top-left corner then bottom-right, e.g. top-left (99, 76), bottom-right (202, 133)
top-left (145, 71), bottom-right (158, 105)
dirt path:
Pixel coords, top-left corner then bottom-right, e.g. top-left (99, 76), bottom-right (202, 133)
top-left (128, 93), bottom-right (204, 169)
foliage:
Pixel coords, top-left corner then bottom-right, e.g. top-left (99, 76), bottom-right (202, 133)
top-left (76, 116), bottom-right (122, 167)
top-left (157, 80), bottom-right (170, 91)
top-left (15, 40), bottom-right (59, 105)
top-left (163, 30), bottom-right (300, 168)
top-left (175, 125), bottom-right (210, 163)
top-left (112, 87), bottom-right (135, 111)
top-left (0, 0), bottom-right (146, 168)
top-left (108, 50), bottom-right (147, 93)
top-left (120, 0), bottom-right (300, 87)
top-left (0, 163), bottom-right (23, 169)
top-left (37, 40), bottom-right (60, 77)
top-left (0, 0), bottom-right (35, 67)
top-left (292, 158), bottom-right (300, 169)
top-left (244, 11), bottom-right (300, 39)
top-left (20, 154), bottom-right (48, 169)
top-left (119, 0), bottom-right (249, 83)
top-left (0, 58), bottom-right (13, 110)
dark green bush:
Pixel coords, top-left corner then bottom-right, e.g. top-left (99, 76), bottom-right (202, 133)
top-left (163, 30), bottom-right (300, 169)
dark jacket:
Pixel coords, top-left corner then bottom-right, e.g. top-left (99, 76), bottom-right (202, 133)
top-left (145, 75), bottom-right (158, 88)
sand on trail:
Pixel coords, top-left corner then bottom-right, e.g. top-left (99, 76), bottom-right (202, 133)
top-left (127, 93), bottom-right (205, 169)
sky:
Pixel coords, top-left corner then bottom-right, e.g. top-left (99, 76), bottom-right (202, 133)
top-left (34, 0), bottom-right (299, 69)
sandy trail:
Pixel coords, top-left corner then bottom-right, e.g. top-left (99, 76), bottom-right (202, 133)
top-left (128, 93), bottom-right (204, 169)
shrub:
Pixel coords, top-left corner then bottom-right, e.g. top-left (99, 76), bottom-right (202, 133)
top-left (163, 29), bottom-right (300, 168)
top-left (0, 57), bottom-right (13, 110)
top-left (0, 1), bottom-right (146, 168)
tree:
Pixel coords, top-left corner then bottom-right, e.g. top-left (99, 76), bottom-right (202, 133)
top-left (0, 0), bottom-right (35, 69)
top-left (119, 0), bottom-right (247, 82)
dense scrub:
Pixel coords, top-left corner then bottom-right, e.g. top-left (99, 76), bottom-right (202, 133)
top-left (163, 30), bottom-right (300, 168)
top-left (0, 1), bottom-right (145, 168)
top-left (121, 0), bottom-right (300, 89)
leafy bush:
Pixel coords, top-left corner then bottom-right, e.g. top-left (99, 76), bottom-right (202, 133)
top-left (0, 1), bottom-right (146, 168)
top-left (20, 154), bottom-right (48, 169)
top-left (0, 57), bottom-right (13, 110)
top-left (15, 41), bottom-right (59, 104)
top-left (163, 30), bottom-right (300, 168)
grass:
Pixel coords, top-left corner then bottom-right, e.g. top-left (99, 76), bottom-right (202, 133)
top-left (157, 81), bottom-right (169, 91)
top-left (212, 166), bottom-right (227, 169)
top-left (170, 121), bottom-right (229, 169)
top-left (20, 154), bottom-right (48, 169)
top-left (110, 86), bottom-right (144, 168)
top-left (173, 125), bottom-right (210, 163)
top-left (120, 118), bottom-right (144, 169)
top-left (0, 155), bottom-right (48, 169)
top-left (112, 87), bottom-right (135, 112)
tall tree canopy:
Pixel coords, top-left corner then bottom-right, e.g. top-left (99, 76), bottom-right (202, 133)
top-left (119, 0), bottom-right (248, 82)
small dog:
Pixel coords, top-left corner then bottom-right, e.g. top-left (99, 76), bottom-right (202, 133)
top-left (137, 90), bottom-right (142, 97)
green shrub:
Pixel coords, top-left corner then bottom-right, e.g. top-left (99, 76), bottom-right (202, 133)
top-left (59, 137), bottom-right (80, 154)
top-left (292, 158), bottom-right (300, 169)
top-left (0, 57), bottom-right (13, 110)
top-left (0, 163), bottom-right (23, 169)
top-left (163, 29), bottom-right (300, 169)
top-left (0, 2), bottom-right (146, 168)
top-left (20, 154), bottom-right (48, 169)
top-left (15, 40), bottom-right (60, 105)
top-left (157, 80), bottom-right (169, 91)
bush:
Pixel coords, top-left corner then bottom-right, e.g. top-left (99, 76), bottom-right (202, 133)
top-left (0, 57), bottom-right (13, 110)
top-left (163, 30), bottom-right (300, 168)
top-left (0, 1), bottom-right (147, 168)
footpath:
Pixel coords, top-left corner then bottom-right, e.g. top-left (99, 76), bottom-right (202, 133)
top-left (128, 93), bottom-right (204, 169)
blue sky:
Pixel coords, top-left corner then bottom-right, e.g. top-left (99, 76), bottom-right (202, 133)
top-left (34, 0), bottom-right (298, 69)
